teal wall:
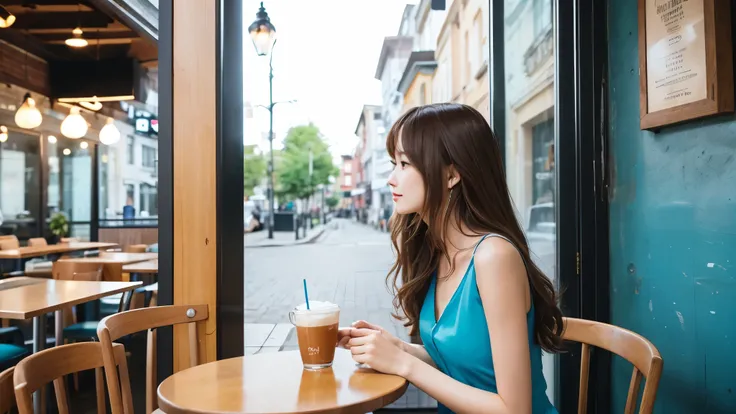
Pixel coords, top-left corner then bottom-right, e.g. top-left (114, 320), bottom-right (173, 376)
top-left (608, 1), bottom-right (736, 412)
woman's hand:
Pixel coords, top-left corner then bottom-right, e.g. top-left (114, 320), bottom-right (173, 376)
top-left (337, 320), bottom-right (404, 350)
top-left (347, 328), bottom-right (413, 377)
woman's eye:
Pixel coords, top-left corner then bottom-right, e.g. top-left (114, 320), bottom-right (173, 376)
top-left (400, 161), bottom-right (410, 168)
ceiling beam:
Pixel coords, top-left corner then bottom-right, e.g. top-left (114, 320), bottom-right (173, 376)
top-left (34, 30), bottom-right (139, 42)
top-left (2, 1), bottom-right (89, 6)
top-left (0, 29), bottom-right (68, 61)
top-left (11, 12), bottom-right (113, 30)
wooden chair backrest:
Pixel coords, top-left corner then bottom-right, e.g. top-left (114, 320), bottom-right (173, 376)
top-left (52, 261), bottom-right (103, 281)
top-left (13, 342), bottom-right (131, 414)
top-left (562, 317), bottom-right (663, 414)
top-left (123, 244), bottom-right (147, 253)
top-left (27, 238), bottom-right (47, 247)
top-left (60, 238), bottom-right (78, 243)
top-left (52, 262), bottom-right (104, 326)
top-left (0, 239), bottom-right (19, 251)
top-left (97, 304), bottom-right (209, 414)
top-left (0, 367), bottom-right (14, 414)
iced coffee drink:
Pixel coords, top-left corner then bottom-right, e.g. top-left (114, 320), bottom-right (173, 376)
top-left (289, 301), bottom-right (340, 370)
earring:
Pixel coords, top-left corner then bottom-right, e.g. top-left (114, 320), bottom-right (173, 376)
top-left (444, 188), bottom-right (453, 216)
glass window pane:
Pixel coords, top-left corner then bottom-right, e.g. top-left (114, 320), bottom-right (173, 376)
top-left (0, 129), bottom-right (41, 240)
top-left (48, 137), bottom-right (93, 226)
top-left (503, 0), bottom-right (557, 401)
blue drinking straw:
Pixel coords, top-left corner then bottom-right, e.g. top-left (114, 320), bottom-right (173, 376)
top-left (303, 279), bottom-right (311, 310)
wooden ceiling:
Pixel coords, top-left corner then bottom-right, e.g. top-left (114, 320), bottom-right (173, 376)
top-left (0, 0), bottom-right (156, 65)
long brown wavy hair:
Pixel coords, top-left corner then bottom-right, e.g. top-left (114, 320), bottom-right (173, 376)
top-left (386, 103), bottom-right (563, 352)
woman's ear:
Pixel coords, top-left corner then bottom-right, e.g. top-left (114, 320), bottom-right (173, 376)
top-left (447, 165), bottom-right (461, 189)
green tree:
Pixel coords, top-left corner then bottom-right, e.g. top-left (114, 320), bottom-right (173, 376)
top-left (243, 144), bottom-right (267, 197)
top-left (326, 195), bottom-right (340, 209)
top-left (276, 124), bottom-right (338, 200)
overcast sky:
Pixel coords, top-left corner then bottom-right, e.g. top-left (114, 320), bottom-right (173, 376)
top-left (242, 0), bottom-right (413, 161)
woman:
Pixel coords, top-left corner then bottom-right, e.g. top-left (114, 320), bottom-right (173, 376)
top-left (337, 103), bottom-right (563, 414)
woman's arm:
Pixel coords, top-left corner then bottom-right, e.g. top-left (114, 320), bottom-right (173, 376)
top-left (400, 341), bottom-right (436, 368)
top-left (395, 238), bottom-right (535, 414)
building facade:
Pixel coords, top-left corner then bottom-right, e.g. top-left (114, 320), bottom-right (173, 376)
top-left (353, 104), bottom-right (384, 226)
top-left (433, 0), bottom-right (489, 117)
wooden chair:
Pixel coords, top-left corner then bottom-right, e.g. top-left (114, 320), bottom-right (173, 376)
top-left (0, 367), bottom-right (14, 414)
top-left (0, 239), bottom-right (19, 251)
top-left (13, 342), bottom-right (130, 414)
top-left (60, 238), bottom-right (79, 243)
top-left (124, 244), bottom-right (148, 253)
top-left (562, 317), bottom-right (663, 414)
top-left (98, 304), bottom-right (209, 414)
top-left (52, 262), bottom-right (105, 337)
top-left (27, 238), bottom-right (47, 247)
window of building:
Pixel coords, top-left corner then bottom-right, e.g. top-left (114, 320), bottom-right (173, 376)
top-left (471, 11), bottom-right (483, 74)
top-left (140, 183), bottom-right (158, 216)
top-left (125, 184), bottom-right (135, 206)
top-left (142, 145), bottom-right (157, 169)
top-left (464, 30), bottom-right (471, 84)
top-left (344, 175), bottom-right (352, 186)
top-left (127, 136), bottom-right (135, 165)
top-left (534, 0), bottom-right (552, 37)
top-left (344, 163), bottom-right (352, 173)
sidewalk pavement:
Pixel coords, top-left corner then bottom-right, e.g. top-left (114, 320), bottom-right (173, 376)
top-left (244, 323), bottom-right (293, 355)
top-left (244, 222), bottom-right (329, 248)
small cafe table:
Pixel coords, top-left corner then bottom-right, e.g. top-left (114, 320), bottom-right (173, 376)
top-left (157, 348), bottom-right (408, 414)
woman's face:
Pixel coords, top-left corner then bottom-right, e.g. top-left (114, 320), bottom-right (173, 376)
top-left (387, 135), bottom-right (425, 215)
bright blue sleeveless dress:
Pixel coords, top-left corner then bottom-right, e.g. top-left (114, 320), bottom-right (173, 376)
top-left (418, 234), bottom-right (557, 414)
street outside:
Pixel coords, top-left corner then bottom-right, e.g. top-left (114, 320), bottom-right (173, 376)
top-left (244, 218), bottom-right (436, 410)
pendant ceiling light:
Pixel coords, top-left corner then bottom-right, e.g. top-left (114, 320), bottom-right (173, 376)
top-left (15, 93), bottom-right (43, 129)
top-left (0, 6), bottom-right (15, 28)
top-left (99, 117), bottom-right (121, 145)
top-left (60, 107), bottom-right (88, 139)
top-left (79, 96), bottom-right (103, 111)
top-left (65, 27), bottom-right (88, 48)
top-left (0, 126), bottom-right (8, 143)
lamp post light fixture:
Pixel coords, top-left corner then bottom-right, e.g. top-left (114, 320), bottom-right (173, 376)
top-left (249, 2), bottom-right (278, 239)
top-left (248, 2), bottom-right (276, 57)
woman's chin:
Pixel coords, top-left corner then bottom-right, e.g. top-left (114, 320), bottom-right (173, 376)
top-left (393, 203), bottom-right (417, 215)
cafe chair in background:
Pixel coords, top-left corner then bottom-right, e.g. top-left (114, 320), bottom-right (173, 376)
top-left (0, 367), bottom-right (15, 414)
top-left (13, 342), bottom-right (130, 414)
top-left (562, 317), bottom-right (663, 414)
top-left (98, 304), bottom-right (209, 414)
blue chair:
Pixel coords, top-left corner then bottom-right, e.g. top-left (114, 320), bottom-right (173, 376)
top-left (0, 326), bottom-right (29, 372)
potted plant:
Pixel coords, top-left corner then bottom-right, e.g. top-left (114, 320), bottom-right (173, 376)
top-left (48, 212), bottom-right (69, 244)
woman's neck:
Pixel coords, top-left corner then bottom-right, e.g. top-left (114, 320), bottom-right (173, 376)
top-left (443, 218), bottom-right (483, 256)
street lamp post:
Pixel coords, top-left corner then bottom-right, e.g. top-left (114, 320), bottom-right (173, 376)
top-left (249, 2), bottom-right (277, 239)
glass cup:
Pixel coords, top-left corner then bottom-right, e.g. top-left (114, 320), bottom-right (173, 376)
top-left (289, 301), bottom-right (340, 370)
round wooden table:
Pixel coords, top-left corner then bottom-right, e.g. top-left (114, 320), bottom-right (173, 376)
top-left (157, 349), bottom-right (408, 414)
